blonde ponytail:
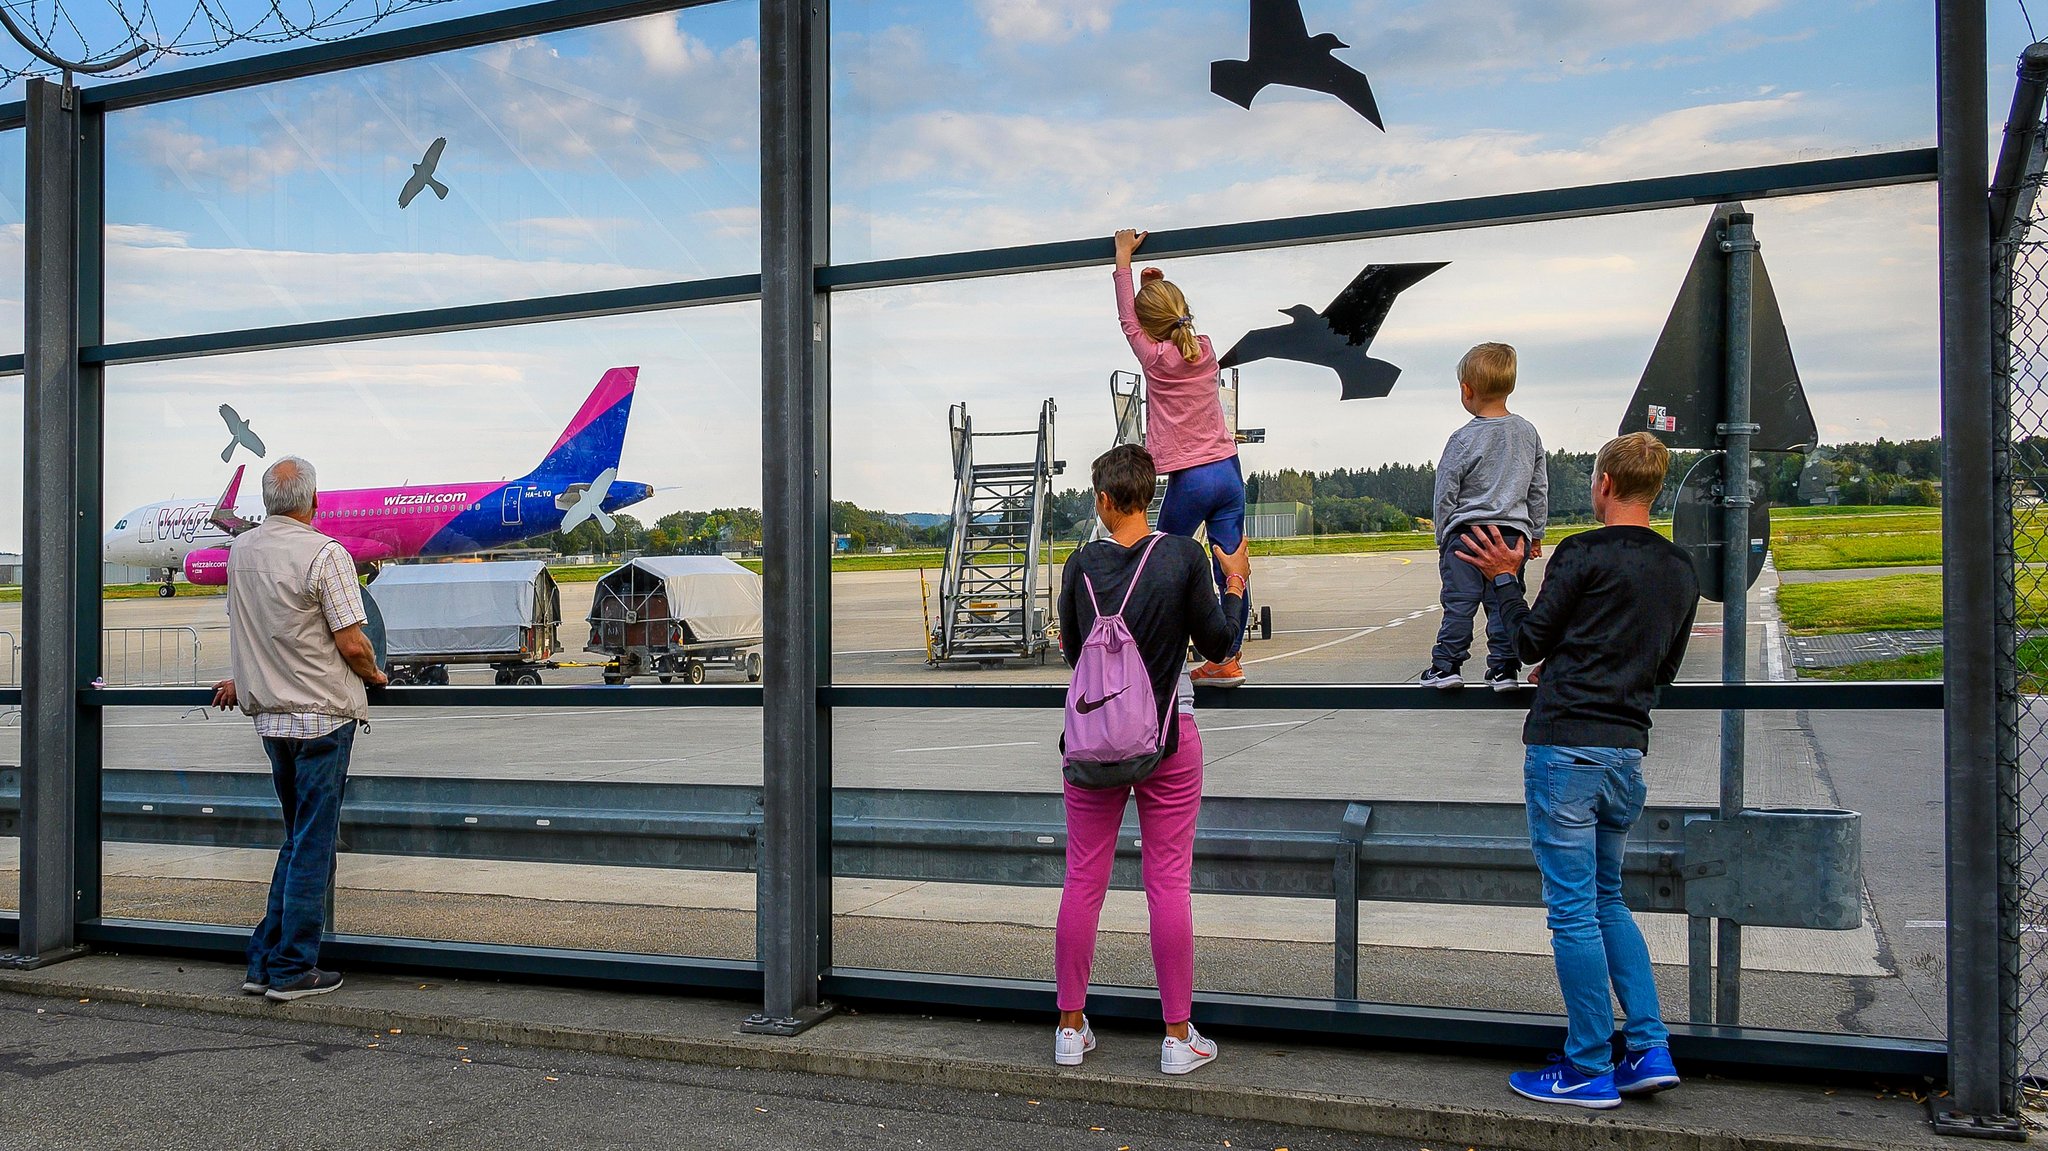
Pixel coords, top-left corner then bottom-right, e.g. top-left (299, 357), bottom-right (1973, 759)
top-left (1134, 280), bottom-right (1203, 364)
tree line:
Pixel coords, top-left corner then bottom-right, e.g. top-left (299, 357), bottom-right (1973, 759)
top-left (537, 502), bottom-right (948, 557)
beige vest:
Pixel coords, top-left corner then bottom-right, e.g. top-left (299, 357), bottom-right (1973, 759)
top-left (227, 516), bottom-right (370, 723)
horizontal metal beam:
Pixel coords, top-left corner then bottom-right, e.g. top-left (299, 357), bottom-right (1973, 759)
top-left (78, 680), bottom-right (1941, 712)
top-left (819, 150), bottom-right (1940, 291)
top-left (77, 918), bottom-right (763, 992)
top-left (0, 354), bottom-right (23, 377)
top-left (86, 275), bottom-right (760, 367)
top-left (820, 968), bottom-right (1948, 1080)
top-left (75, 0), bottom-right (731, 114)
top-left (829, 681), bottom-right (1945, 711)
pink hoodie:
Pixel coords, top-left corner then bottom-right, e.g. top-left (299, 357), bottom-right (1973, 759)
top-left (1114, 268), bottom-right (1239, 475)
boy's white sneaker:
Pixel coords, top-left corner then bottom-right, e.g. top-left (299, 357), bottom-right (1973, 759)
top-left (1160, 1025), bottom-right (1218, 1075)
top-left (1054, 1019), bottom-right (1096, 1066)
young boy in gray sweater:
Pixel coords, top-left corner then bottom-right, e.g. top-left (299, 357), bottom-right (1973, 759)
top-left (1421, 342), bottom-right (1549, 691)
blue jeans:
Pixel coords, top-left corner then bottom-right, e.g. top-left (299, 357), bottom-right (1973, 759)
top-left (1432, 528), bottom-right (1525, 675)
top-left (1157, 455), bottom-right (1246, 655)
top-left (1524, 744), bottom-right (1669, 1075)
top-left (246, 721), bottom-right (355, 987)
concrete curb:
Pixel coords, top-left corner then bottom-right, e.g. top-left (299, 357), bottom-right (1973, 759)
top-left (0, 968), bottom-right (1945, 1151)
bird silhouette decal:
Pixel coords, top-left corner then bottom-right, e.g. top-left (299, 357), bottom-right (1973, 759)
top-left (398, 137), bottom-right (450, 209)
top-left (1212, 0), bottom-right (1383, 130)
top-left (217, 404), bottom-right (266, 463)
top-left (1219, 262), bottom-right (1446, 400)
top-left (557, 467), bottom-right (619, 535)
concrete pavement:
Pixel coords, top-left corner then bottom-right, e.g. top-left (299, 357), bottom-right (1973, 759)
top-left (0, 955), bottom-right (1971, 1151)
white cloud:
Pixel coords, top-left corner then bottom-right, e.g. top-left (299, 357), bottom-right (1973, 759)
top-left (974, 0), bottom-right (1118, 45)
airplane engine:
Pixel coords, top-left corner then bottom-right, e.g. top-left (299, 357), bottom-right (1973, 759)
top-left (183, 548), bottom-right (230, 586)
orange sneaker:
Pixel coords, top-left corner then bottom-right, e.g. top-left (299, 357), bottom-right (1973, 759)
top-left (1190, 655), bottom-right (1246, 688)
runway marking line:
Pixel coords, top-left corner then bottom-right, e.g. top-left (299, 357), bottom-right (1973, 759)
top-left (893, 740), bottom-right (1041, 754)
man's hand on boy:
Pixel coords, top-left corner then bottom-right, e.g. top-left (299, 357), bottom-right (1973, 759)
top-left (1213, 536), bottom-right (1252, 588)
top-left (1529, 539), bottom-right (1543, 558)
top-left (1454, 524), bottom-right (1528, 580)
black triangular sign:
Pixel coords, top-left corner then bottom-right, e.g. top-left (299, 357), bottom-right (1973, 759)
top-left (1620, 203), bottom-right (1818, 453)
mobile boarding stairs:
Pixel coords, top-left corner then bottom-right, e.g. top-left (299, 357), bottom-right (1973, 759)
top-left (929, 400), bottom-right (1063, 667)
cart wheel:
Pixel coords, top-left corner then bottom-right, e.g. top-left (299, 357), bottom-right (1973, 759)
top-left (1259, 604), bottom-right (1274, 642)
top-left (685, 660), bottom-right (707, 685)
top-left (513, 670), bottom-right (542, 686)
top-left (493, 669), bottom-right (512, 686)
top-left (426, 665), bottom-right (450, 686)
top-left (746, 652), bottom-right (762, 683)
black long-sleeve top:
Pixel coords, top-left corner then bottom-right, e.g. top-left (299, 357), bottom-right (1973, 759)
top-left (1491, 525), bottom-right (1700, 751)
top-left (1059, 533), bottom-right (1247, 759)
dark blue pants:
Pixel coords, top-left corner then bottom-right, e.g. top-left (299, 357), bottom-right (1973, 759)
top-left (246, 721), bottom-right (355, 987)
top-left (1158, 455), bottom-right (1247, 656)
top-left (1431, 527), bottom-right (1527, 676)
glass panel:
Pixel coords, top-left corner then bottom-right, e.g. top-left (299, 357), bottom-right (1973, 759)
top-left (831, 186), bottom-right (1938, 685)
top-left (831, 0), bottom-right (1933, 263)
top-left (98, 305), bottom-right (765, 957)
top-left (104, 3), bottom-right (761, 341)
top-left (0, 126), bottom-right (22, 920)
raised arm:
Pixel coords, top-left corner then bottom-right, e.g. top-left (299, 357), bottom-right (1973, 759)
top-left (1112, 228), bottom-right (1166, 365)
top-left (1185, 539), bottom-right (1250, 664)
top-left (1457, 527), bottom-right (1578, 666)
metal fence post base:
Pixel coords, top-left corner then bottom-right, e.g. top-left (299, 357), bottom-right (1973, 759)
top-left (742, 1001), bottom-right (839, 1037)
top-left (1928, 1103), bottom-right (2027, 1141)
top-left (0, 944), bottom-right (90, 970)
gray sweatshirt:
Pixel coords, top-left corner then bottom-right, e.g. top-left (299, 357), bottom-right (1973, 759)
top-left (1433, 413), bottom-right (1549, 547)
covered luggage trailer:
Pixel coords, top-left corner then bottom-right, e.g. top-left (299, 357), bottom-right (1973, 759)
top-left (586, 556), bottom-right (765, 685)
top-left (365, 560), bottom-right (563, 686)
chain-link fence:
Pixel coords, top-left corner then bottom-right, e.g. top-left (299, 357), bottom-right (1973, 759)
top-left (1998, 149), bottom-right (2048, 1120)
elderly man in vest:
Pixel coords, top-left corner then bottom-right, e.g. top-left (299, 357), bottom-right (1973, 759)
top-left (209, 456), bottom-right (386, 1002)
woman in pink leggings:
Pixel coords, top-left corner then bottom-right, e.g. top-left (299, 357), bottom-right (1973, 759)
top-left (1054, 444), bottom-right (1249, 1075)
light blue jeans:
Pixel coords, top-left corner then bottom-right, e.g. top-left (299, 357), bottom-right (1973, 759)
top-left (1524, 743), bottom-right (1670, 1075)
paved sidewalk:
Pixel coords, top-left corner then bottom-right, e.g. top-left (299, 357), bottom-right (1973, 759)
top-left (0, 953), bottom-right (1967, 1151)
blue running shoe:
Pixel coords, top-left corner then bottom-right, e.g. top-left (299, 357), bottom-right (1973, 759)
top-left (1614, 1046), bottom-right (1680, 1095)
top-left (1509, 1057), bottom-right (1621, 1109)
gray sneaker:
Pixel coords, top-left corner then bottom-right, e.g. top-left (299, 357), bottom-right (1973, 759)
top-left (1418, 666), bottom-right (1462, 690)
top-left (265, 969), bottom-right (343, 1002)
top-left (1486, 670), bottom-right (1522, 692)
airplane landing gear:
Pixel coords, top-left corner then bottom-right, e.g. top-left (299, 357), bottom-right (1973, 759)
top-left (157, 583), bottom-right (175, 598)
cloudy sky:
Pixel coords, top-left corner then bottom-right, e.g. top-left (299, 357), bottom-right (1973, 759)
top-left (0, 0), bottom-right (2039, 552)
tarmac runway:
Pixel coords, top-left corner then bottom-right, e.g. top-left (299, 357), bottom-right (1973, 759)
top-left (0, 551), bottom-right (1944, 1039)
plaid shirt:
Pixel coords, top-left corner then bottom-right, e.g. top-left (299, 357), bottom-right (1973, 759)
top-left (250, 540), bottom-right (368, 740)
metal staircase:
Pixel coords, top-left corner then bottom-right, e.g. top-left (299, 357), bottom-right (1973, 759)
top-left (931, 400), bottom-right (1063, 666)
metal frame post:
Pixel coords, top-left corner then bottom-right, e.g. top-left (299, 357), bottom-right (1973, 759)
top-left (10, 77), bottom-right (86, 967)
top-left (749, 0), bottom-right (834, 1035)
top-left (1935, 0), bottom-right (2021, 1137)
top-left (1717, 210), bottom-right (1757, 1025)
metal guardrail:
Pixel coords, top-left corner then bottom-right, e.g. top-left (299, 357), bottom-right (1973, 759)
top-left (0, 768), bottom-right (1869, 1001)
top-left (0, 628), bottom-right (16, 688)
top-left (99, 627), bottom-right (202, 687)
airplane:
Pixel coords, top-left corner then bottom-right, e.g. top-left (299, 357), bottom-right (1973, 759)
top-left (104, 366), bottom-right (655, 596)
top-left (399, 137), bottom-right (450, 209)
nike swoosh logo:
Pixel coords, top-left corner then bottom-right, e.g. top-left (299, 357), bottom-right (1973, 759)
top-left (1076, 687), bottom-right (1128, 714)
top-left (1550, 1081), bottom-right (1592, 1095)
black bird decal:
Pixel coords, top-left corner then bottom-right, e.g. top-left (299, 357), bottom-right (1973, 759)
top-left (1212, 0), bottom-right (1383, 130)
top-left (1220, 262), bottom-right (1446, 400)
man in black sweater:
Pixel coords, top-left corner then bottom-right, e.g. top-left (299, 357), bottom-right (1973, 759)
top-left (1457, 431), bottom-right (1699, 1109)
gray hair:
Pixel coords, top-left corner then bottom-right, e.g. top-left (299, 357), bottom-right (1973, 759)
top-left (262, 456), bottom-right (317, 516)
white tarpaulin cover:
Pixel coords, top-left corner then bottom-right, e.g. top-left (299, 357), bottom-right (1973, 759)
top-left (591, 556), bottom-right (763, 645)
top-left (367, 561), bottom-right (556, 658)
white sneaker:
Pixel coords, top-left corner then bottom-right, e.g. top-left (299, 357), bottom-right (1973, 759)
top-left (1160, 1024), bottom-right (1217, 1075)
top-left (1054, 1019), bottom-right (1096, 1066)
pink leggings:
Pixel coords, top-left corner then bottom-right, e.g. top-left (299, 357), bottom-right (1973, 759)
top-left (1056, 713), bottom-right (1204, 1024)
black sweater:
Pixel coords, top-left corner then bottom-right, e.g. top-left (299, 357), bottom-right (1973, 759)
top-left (1493, 525), bottom-right (1699, 751)
top-left (1059, 533), bottom-right (1246, 759)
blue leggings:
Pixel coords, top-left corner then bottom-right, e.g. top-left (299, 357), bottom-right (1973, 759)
top-left (1157, 455), bottom-right (1246, 656)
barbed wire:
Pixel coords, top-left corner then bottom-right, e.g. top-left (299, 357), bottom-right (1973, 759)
top-left (0, 0), bottom-right (467, 84)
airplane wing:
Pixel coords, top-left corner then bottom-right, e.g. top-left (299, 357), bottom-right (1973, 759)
top-left (1248, 0), bottom-right (1309, 55)
top-left (207, 465), bottom-right (258, 536)
top-left (325, 533), bottom-right (400, 565)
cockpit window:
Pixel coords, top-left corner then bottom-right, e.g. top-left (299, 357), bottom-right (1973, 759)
top-left (114, 519), bottom-right (127, 529)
